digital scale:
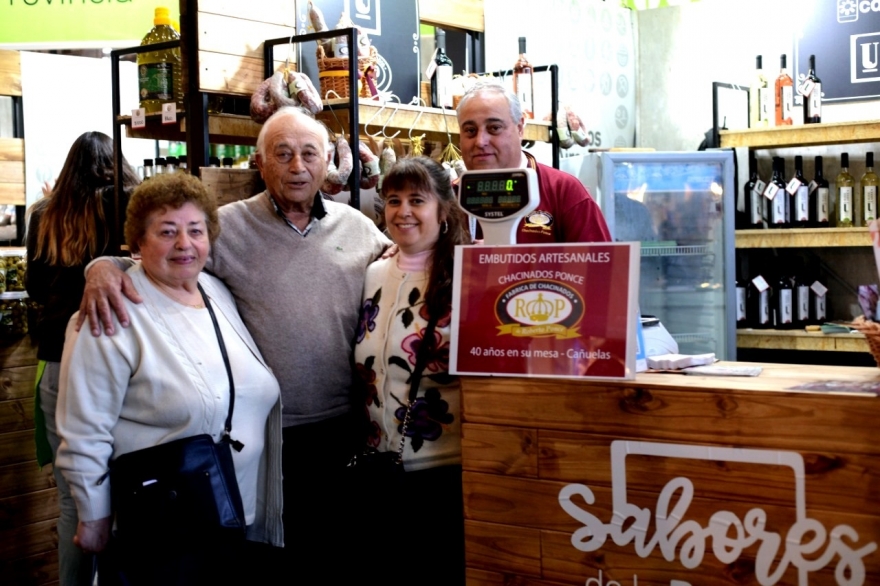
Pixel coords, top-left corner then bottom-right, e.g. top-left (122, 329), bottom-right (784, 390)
top-left (457, 167), bottom-right (539, 245)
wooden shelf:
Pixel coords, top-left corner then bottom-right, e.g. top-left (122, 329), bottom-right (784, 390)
top-left (719, 119), bottom-right (880, 149)
top-left (318, 100), bottom-right (551, 144)
top-left (120, 103), bottom-right (550, 147)
top-left (120, 113), bottom-right (261, 145)
top-left (735, 227), bottom-right (870, 248)
top-left (737, 328), bottom-right (868, 352)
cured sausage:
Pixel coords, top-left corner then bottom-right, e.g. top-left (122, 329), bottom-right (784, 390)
top-left (334, 135), bottom-right (353, 184)
top-left (359, 141), bottom-right (380, 190)
top-left (287, 71), bottom-right (323, 115)
top-left (565, 106), bottom-right (590, 147)
top-left (267, 70), bottom-right (297, 110)
top-left (322, 140), bottom-right (345, 195)
top-left (250, 75), bottom-right (275, 123)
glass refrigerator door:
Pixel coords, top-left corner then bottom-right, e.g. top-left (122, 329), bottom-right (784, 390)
top-left (600, 151), bottom-right (735, 360)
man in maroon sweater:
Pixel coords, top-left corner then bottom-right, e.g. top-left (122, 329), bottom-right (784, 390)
top-left (456, 80), bottom-right (611, 243)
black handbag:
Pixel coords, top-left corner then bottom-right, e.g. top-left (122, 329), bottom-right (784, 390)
top-left (347, 316), bottom-right (438, 476)
top-left (109, 284), bottom-right (247, 541)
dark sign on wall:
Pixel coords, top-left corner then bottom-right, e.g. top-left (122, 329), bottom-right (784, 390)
top-left (297, 0), bottom-right (420, 102)
top-left (795, 0), bottom-right (880, 102)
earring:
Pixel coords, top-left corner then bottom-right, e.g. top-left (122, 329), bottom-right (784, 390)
top-left (442, 220), bottom-right (448, 234)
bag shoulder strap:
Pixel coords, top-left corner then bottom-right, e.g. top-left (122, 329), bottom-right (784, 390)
top-left (198, 283), bottom-right (243, 452)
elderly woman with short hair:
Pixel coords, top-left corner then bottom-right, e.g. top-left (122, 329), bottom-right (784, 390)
top-left (55, 172), bottom-right (283, 585)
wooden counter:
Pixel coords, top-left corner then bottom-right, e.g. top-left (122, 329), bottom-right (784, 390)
top-left (461, 363), bottom-right (880, 586)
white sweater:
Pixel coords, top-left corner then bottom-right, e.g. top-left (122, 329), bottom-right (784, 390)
top-left (55, 265), bottom-right (284, 546)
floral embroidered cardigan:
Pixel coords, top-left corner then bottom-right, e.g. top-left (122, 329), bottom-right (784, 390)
top-left (354, 257), bottom-right (461, 472)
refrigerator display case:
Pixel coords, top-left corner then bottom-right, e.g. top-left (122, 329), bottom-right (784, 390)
top-left (596, 151), bottom-right (736, 360)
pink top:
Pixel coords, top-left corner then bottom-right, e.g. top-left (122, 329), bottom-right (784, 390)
top-left (396, 249), bottom-right (431, 273)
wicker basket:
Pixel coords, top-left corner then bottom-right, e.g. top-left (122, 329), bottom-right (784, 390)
top-left (850, 316), bottom-right (880, 366)
top-left (316, 45), bottom-right (377, 100)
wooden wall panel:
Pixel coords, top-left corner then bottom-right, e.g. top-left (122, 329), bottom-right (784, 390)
top-left (0, 138), bottom-right (25, 206)
top-left (0, 489), bottom-right (59, 531)
top-left (197, 0), bottom-right (296, 26)
top-left (198, 51), bottom-right (267, 96)
top-left (464, 519), bottom-right (542, 577)
top-left (0, 398), bottom-right (34, 433)
top-left (0, 365), bottom-right (37, 402)
top-left (0, 550), bottom-right (58, 586)
top-left (0, 161), bottom-right (24, 184)
top-left (0, 335), bottom-right (36, 370)
top-left (419, 0), bottom-right (484, 32)
top-left (199, 12), bottom-right (296, 61)
top-left (0, 50), bottom-right (22, 97)
top-left (0, 518), bottom-right (56, 562)
top-left (0, 462), bottom-right (55, 501)
top-left (461, 423), bottom-right (538, 477)
top-left (0, 430), bottom-right (35, 468)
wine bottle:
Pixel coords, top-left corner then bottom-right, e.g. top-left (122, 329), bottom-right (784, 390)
top-left (788, 155), bottom-right (810, 228)
top-left (154, 157), bottom-right (166, 176)
top-left (736, 276), bottom-right (748, 327)
top-left (742, 153), bottom-right (766, 229)
top-left (794, 272), bottom-right (811, 328)
top-left (774, 274), bottom-right (794, 330)
top-left (430, 28), bottom-right (454, 109)
top-left (143, 159), bottom-right (154, 180)
top-left (802, 54), bottom-right (822, 124)
top-left (513, 37), bottom-right (535, 120)
top-left (861, 152), bottom-right (879, 227)
top-left (748, 275), bottom-right (772, 329)
top-left (775, 54), bottom-right (793, 126)
top-left (810, 156), bottom-right (830, 227)
top-left (810, 280), bottom-right (828, 324)
top-left (836, 152), bottom-right (855, 227)
top-left (749, 56), bottom-right (770, 128)
top-left (766, 157), bottom-right (788, 228)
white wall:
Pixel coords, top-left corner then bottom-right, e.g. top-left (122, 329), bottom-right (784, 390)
top-left (20, 52), bottom-right (156, 209)
top-left (636, 0), bottom-right (879, 151)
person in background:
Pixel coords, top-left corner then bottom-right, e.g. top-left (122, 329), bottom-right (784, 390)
top-left (353, 157), bottom-right (472, 585)
top-left (25, 131), bottom-right (139, 586)
top-left (77, 107), bottom-right (390, 579)
top-left (455, 80), bottom-right (611, 244)
top-left (55, 173), bottom-right (283, 584)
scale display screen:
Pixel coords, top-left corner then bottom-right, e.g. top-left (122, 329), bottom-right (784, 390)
top-left (459, 171), bottom-right (532, 219)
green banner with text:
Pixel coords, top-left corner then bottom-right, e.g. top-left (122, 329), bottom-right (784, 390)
top-left (0, 1), bottom-right (179, 47)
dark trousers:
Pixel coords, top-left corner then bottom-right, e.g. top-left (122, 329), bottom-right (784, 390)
top-left (354, 465), bottom-right (466, 585)
top-left (281, 412), bottom-right (362, 580)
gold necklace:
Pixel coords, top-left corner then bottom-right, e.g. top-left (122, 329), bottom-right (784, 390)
top-left (146, 273), bottom-right (205, 309)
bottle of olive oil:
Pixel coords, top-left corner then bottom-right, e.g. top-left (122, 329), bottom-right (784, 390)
top-left (138, 7), bottom-right (182, 114)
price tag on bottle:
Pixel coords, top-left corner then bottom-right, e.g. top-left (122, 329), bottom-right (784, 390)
top-left (131, 108), bottom-right (146, 129)
top-left (424, 48), bottom-right (439, 79)
top-left (161, 103), bottom-right (177, 125)
top-left (808, 180), bottom-right (818, 195)
top-left (799, 79), bottom-right (815, 97)
top-left (752, 275), bottom-right (770, 293)
top-left (753, 179), bottom-right (766, 197)
top-left (763, 182), bottom-right (780, 200)
top-left (785, 177), bottom-right (801, 195)
top-left (811, 281), bottom-right (828, 297)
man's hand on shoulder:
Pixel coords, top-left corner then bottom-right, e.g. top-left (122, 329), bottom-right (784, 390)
top-left (75, 259), bottom-right (143, 336)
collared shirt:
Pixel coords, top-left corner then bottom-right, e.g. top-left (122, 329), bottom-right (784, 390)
top-left (268, 192), bottom-right (328, 237)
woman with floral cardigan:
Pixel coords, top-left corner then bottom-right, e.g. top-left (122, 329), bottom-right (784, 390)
top-left (353, 156), bottom-right (471, 584)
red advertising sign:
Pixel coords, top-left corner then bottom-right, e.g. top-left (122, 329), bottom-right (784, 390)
top-left (451, 243), bottom-right (640, 380)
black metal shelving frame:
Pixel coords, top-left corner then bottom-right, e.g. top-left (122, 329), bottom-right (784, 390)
top-left (263, 28), bottom-right (361, 209)
top-left (479, 64), bottom-right (560, 169)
